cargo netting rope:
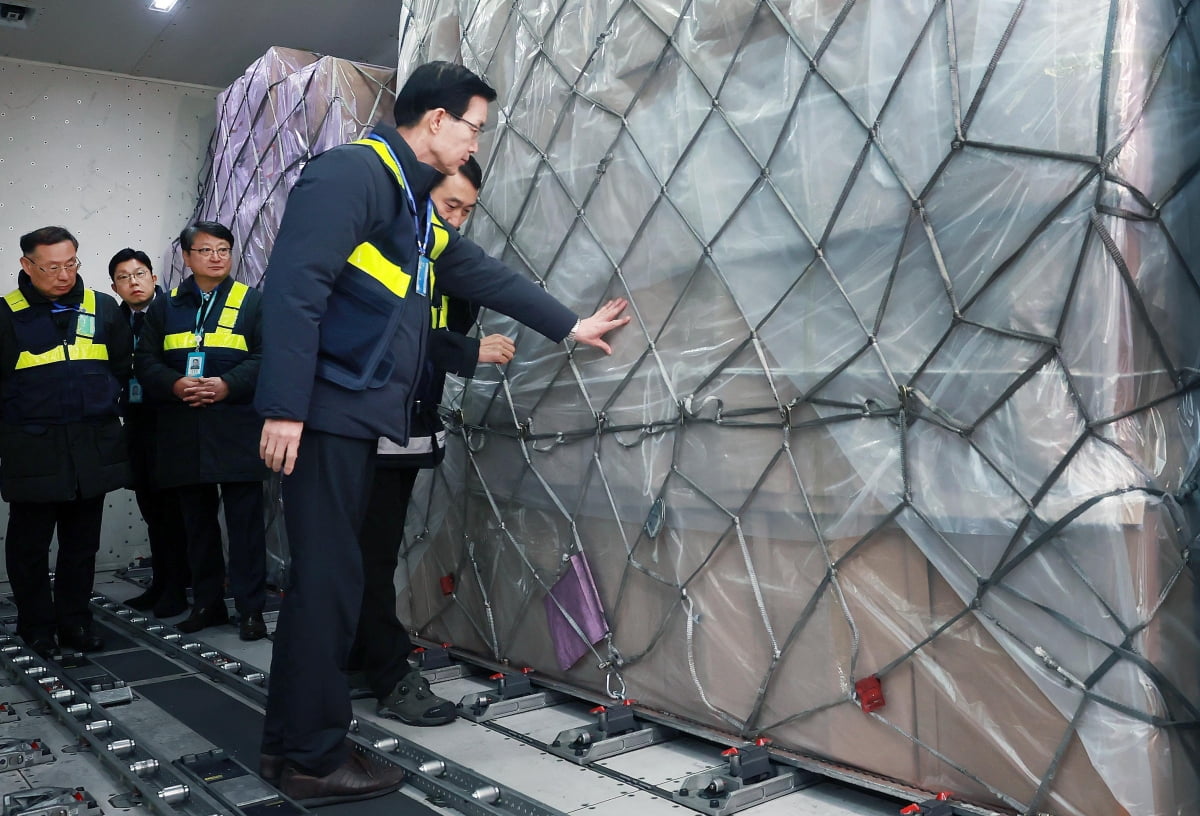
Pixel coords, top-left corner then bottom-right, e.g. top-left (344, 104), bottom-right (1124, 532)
top-left (172, 48), bottom-right (396, 290)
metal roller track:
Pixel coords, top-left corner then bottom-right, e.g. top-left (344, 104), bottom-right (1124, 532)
top-left (420, 638), bottom-right (1010, 816)
top-left (88, 593), bottom-right (570, 816)
top-left (0, 636), bottom-right (230, 816)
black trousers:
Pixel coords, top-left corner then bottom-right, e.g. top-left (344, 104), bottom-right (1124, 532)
top-left (348, 466), bottom-right (419, 698)
top-left (6, 496), bottom-right (105, 640)
top-left (175, 481), bottom-right (266, 614)
top-left (128, 415), bottom-right (189, 594)
top-left (133, 485), bottom-right (189, 594)
top-left (262, 430), bottom-right (376, 776)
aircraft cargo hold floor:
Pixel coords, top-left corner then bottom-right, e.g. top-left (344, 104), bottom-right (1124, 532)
top-left (0, 571), bottom-right (997, 816)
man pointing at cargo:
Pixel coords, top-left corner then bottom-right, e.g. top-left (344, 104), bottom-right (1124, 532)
top-left (255, 60), bottom-right (628, 806)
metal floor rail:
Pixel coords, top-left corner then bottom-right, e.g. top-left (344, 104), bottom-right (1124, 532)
top-left (0, 633), bottom-right (242, 816)
top-left (85, 588), bottom-right (1008, 816)
top-left (0, 581), bottom-right (1012, 816)
top-left (86, 593), bottom-right (572, 816)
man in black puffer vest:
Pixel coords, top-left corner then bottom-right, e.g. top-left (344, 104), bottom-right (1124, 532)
top-left (0, 226), bottom-right (132, 656)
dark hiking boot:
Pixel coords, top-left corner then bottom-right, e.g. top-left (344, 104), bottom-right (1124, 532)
top-left (377, 670), bottom-right (457, 726)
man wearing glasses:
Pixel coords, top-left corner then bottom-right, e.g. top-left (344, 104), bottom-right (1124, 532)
top-left (256, 61), bottom-right (628, 805)
top-left (108, 249), bottom-right (189, 618)
top-left (0, 226), bottom-right (132, 656)
top-left (135, 222), bottom-right (269, 642)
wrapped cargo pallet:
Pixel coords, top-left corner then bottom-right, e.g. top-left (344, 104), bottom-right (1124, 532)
top-left (388, 2), bottom-right (1200, 815)
top-left (169, 46), bottom-right (396, 288)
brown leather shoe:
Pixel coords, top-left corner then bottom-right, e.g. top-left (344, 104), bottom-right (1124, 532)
top-left (262, 738), bottom-right (355, 787)
top-left (280, 750), bottom-right (405, 806)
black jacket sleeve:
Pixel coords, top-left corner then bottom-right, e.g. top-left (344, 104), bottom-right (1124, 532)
top-left (427, 329), bottom-right (479, 379)
top-left (432, 235), bottom-right (577, 342)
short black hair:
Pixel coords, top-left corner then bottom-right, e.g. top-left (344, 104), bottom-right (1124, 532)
top-left (108, 248), bottom-right (153, 280)
top-left (179, 220), bottom-right (234, 251)
top-left (20, 226), bottom-right (78, 255)
top-left (454, 156), bottom-right (483, 192)
top-left (393, 61), bottom-right (497, 128)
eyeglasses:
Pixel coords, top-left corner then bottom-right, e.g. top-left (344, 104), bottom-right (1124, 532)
top-left (446, 110), bottom-right (486, 137)
top-left (188, 247), bottom-right (232, 258)
top-left (27, 257), bottom-right (82, 275)
top-left (114, 269), bottom-right (151, 284)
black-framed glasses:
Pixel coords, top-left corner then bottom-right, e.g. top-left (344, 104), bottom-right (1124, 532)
top-left (27, 257), bottom-right (82, 275)
top-left (189, 247), bottom-right (232, 258)
top-left (114, 269), bottom-right (151, 284)
top-left (446, 110), bottom-right (486, 136)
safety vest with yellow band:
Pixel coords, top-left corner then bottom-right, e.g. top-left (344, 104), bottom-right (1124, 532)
top-left (159, 277), bottom-right (255, 378)
top-left (312, 137), bottom-right (451, 391)
top-left (1, 286), bottom-right (122, 425)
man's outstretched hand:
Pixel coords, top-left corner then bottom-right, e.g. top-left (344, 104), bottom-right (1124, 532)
top-left (572, 297), bottom-right (631, 355)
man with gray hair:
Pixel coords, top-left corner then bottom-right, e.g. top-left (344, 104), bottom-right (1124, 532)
top-left (1, 226), bottom-right (132, 656)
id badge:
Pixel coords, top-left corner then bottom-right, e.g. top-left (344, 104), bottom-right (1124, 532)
top-left (416, 254), bottom-right (430, 296)
top-left (185, 351), bottom-right (206, 378)
top-left (128, 377), bottom-right (143, 404)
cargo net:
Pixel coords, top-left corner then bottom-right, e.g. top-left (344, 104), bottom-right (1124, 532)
top-left (387, 3), bottom-right (1200, 815)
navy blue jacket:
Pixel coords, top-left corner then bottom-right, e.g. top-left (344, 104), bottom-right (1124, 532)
top-left (0, 273), bottom-right (131, 502)
top-left (135, 275), bottom-right (268, 488)
top-left (255, 125), bottom-right (577, 443)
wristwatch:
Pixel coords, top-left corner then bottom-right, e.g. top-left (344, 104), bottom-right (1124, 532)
top-left (566, 318), bottom-right (581, 342)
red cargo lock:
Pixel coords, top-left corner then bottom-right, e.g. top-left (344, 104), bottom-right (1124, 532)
top-left (855, 674), bottom-right (885, 712)
top-left (439, 574), bottom-right (455, 595)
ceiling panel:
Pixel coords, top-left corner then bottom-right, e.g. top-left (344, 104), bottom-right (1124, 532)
top-left (0, 0), bottom-right (401, 88)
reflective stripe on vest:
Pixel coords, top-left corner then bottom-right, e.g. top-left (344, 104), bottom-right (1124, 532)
top-left (346, 138), bottom-right (450, 298)
top-left (346, 242), bottom-right (411, 299)
top-left (431, 294), bottom-right (450, 330)
top-left (163, 281), bottom-right (250, 352)
top-left (4, 289), bottom-right (109, 368)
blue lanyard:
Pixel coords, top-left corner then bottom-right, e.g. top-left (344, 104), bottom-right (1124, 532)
top-left (194, 290), bottom-right (218, 345)
top-left (367, 134), bottom-right (435, 267)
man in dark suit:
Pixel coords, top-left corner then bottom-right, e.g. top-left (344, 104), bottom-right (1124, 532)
top-left (108, 248), bottom-right (189, 617)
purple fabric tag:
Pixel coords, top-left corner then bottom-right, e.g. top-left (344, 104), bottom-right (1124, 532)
top-left (544, 552), bottom-right (610, 671)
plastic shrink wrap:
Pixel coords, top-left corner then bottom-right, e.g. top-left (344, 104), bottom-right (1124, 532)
top-left (170, 46), bottom-right (395, 288)
top-left (388, 3), bottom-right (1200, 815)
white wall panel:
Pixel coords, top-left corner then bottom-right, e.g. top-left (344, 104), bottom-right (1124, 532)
top-left (0, 56), bottom-right (216, 573)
